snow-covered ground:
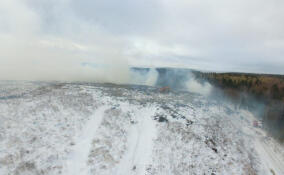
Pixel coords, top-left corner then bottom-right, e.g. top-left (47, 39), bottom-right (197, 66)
top-left (0, 82), bottom-right (283, 175)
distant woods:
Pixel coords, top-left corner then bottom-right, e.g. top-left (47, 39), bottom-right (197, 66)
top-left (193, 71), bottom-right (284, 142)
top-left (193, 72), bottom-right (284, 101)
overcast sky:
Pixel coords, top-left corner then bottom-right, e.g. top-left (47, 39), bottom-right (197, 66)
top-left (1, 0), bottom-right (284, 77)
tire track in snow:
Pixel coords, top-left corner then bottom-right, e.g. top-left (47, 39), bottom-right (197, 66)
top-left (255, 138), bottom-right (284, 175)
top-left (63, 105), bottom-right (108, 175)
top-left (235, 110), bottom-right (284, 175)
top-left (116, 107), bottom-right (157, 175)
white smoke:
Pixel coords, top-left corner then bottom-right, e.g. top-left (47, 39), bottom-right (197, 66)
top-left (129, 68), bottom-right (158, 86)
top-left (144, 69), bottom-right (159, 86)
top-left (186, 79), bottom-right (212, 96)
top-left (185, 72), bottom-right (212, 96)
top-left (0, 0), bottom-right (132, 84)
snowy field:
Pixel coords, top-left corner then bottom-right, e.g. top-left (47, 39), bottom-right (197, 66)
top-left (0, 81), bottom-right (283, 175)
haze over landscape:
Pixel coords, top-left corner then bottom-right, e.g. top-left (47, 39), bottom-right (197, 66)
top-left (0, 1), bottom-right (284, 175)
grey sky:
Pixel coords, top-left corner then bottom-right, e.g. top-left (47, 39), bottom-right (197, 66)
top-left (1, 0), bottom-right (284, 77)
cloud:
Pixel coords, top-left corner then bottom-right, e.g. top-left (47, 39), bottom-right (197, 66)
top-left (0, 0), bottom-right (284, 81)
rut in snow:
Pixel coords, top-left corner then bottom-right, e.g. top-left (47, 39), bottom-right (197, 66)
top-left (116, 107), bottom-right (157, 175)
top-left (255, 137), bottom-right (284, 175)
top-left (63, 106), bottom-right (108, 175)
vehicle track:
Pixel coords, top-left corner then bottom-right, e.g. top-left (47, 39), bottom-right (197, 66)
top-left (62, 106), bottom-right (108, 175)
top-left (116, 107), bottom-right (157, 175)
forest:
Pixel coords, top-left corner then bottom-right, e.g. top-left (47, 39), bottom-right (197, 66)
top-left (193, 71), bottom-right (284, 141)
